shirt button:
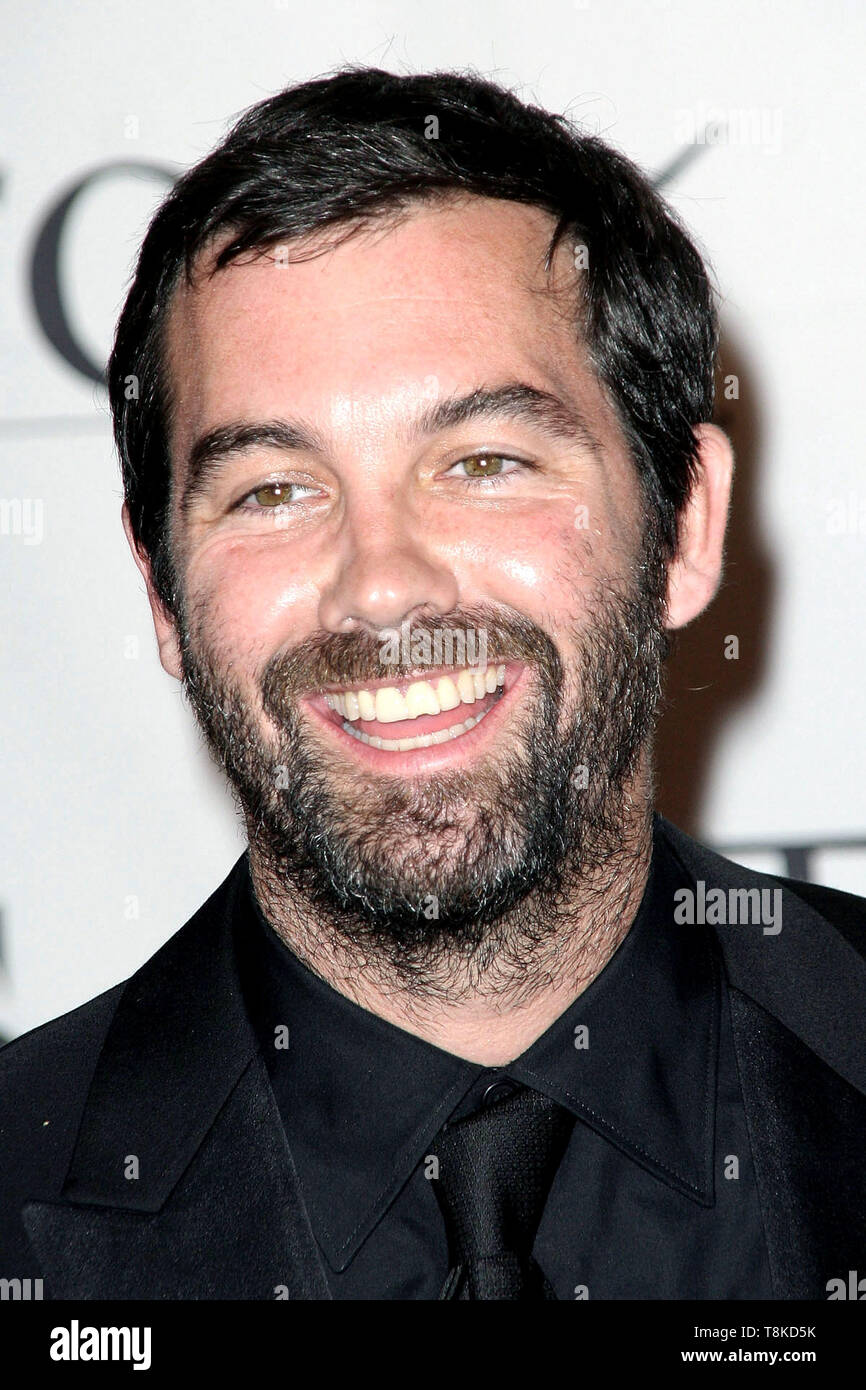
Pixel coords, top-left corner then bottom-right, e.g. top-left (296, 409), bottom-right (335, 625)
top-left (481, 1079), bottom-right (517, 1108)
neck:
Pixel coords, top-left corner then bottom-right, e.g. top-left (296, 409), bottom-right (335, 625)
top-left (247, 785), bottom-right (654, 1067)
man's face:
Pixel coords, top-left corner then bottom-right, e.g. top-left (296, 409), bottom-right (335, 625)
top-left (161, 195), bottom-right (668, 961)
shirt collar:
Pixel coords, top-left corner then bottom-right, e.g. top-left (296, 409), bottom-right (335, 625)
top-left (234, 813), bottom-right (719, 1271)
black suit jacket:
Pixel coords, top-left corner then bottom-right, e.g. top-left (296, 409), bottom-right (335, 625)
top-left (2, 816), bottom-right (866, 1300)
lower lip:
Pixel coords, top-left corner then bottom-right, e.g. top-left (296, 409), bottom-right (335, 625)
top-left (302, 663), bottom-right (527, 774)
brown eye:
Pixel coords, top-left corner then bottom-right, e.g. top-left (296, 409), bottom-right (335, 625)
top-left (236, 480), bottom-right (319, 513)
top-left (462, 455), bottom-right (505, 478)
top-left (254, 483), bottom-right (291, 507)
top-left (446, 454), bottom-right (528, 486)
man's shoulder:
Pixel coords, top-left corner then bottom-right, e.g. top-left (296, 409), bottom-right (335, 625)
top-left (657, 813), bottom-right (866, 950)
top-left (0, 853), bottom-right (249, 1146)
top-left (770, 873), bottom-right (866, 956)
top-left (0, 982), bottom-right (128, 1270)
top-left (0, 982), bottom-right (123, 1085)
top-left (0, 983), bottom-right (125, 1167)
top-left (0, 854), bottom-right (250, 1272)
top-left (657, 814), bottom-right (866, 1092)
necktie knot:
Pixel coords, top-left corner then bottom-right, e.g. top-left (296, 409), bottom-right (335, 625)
top-left (429, 1083), bottom-right (574, 1299)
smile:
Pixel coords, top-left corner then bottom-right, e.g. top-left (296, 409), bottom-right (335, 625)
top-left (323, 663), bottom-right (505, 749)
top-left (304, 662), bottom-right (523, 768)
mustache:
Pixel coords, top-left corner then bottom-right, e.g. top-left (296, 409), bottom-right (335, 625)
top-left (259, 605), bottom-right (563, 719)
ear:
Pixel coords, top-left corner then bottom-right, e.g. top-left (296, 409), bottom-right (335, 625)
top-left (664, 423), bottom-right (734, 630)
top-left (122, 502), bottom-right (183, 680)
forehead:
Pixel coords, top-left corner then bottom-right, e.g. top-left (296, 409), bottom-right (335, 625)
top-left (163, 195), bottom-right (621, 466)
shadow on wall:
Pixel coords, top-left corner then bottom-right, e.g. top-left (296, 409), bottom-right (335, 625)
top-left (655, 327), bottom-right (775, 834)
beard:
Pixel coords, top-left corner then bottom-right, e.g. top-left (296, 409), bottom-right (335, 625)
top-left (176, 527), bottom-right (669, 992)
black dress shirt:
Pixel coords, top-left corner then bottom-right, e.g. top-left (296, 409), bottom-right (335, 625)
top-left (233, 814), bottom-right (775, 1299)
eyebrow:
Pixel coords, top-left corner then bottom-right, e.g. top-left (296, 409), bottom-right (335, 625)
top-left (179, 382), bottom-right (605, 515)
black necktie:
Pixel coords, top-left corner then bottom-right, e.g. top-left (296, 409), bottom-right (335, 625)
top-left (429, 1083), bottom-right (575, 1300)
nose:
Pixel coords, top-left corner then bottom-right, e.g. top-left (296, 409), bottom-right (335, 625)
top-left (317, 499), bottom-right (459, 635)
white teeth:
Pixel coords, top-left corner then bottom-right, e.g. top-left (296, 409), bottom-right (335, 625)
top-left (343, 690), bottom-right (360, 722)
top-left (405, 680), bottom-right (439, 718)
top-left (456, 670), bottom-right (477, 704)
top-left (436, 676), bottom-right (461, 711)
top-left (323, 664), bottom-right (507, 724)
top-left (340, 706), bottom-right (492, 750)
top-left (375, 686), bottom-right (409, 723)
top-left (357, 689), bottom-right (376, 721)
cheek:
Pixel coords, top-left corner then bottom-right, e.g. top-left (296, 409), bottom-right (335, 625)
top-left (445, 506), bottom-right (602, 621)
top-left (185, 539), bottom-right (321, 664)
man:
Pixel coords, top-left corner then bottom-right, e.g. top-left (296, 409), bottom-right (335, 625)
top-left (2, 66), bottom-right (864, 1302)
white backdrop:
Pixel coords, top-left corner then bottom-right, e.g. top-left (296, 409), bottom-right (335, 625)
top-left (2, 0), bottom-right (864, 1039)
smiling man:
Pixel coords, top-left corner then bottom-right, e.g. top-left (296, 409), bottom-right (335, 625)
top-left (2, 67), bottom-right (865, 1302)
top-left (158, 190), bottom-right (695, 1054)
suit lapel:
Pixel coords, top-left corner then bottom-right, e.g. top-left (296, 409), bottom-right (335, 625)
top-left (659, 817), bottom-right (866, 1299)
top-left (21, 855), bottom-right (331, 1300)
